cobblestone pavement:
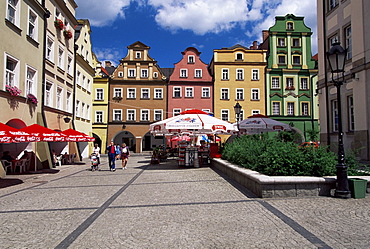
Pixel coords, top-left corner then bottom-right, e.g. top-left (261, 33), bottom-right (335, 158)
top-left (0, 154), bottom-right (369, 248)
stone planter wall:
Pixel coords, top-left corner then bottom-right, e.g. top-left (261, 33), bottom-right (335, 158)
top-left (211, 158), bottom-right (370, 198)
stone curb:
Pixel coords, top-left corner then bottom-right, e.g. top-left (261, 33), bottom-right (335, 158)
top-left (211, 158), bottom-right (370, 198)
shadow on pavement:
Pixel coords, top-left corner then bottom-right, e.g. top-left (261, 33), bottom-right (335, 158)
top-left (0, 178), bottom-right (24, 189)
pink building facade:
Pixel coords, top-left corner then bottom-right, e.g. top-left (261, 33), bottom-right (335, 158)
top-left (168, 47), bottom-right (213, 118)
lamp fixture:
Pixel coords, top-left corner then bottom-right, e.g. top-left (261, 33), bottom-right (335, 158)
top-left (57, 114), bottom-right (71, 123)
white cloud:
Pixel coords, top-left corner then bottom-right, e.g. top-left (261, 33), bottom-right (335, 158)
top-left (75, 0), bottom-right (130, 27)
top-left (94, 48), bottom-right (123, 66)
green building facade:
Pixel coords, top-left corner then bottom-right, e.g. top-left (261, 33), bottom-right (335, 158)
top-left (264, 14), bottom-right (319, 142)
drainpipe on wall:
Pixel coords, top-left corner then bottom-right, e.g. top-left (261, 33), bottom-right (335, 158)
top-left (72, 44), bottom-right (82, 161)
top-left (311, 72), bottom-right (318, 132)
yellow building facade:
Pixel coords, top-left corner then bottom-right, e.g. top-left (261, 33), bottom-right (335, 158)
top-left (210, 44), bottom-right (267, 123)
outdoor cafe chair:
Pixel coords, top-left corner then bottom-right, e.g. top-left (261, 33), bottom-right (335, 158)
top-left (1, 160), bottom-right (12, 174)
top-left (14, 159), bottom-right (27, 173)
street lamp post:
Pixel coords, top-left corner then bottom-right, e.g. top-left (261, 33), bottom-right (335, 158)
top-left (326, 42), bottom-right (351, 198)
top-left (234, 102), bottom-right (242, 136)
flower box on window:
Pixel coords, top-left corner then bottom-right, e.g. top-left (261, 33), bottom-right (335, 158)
top-left (285, 86), bottom-right (295, 90)
top-left (63, 29), bottom-right (73, 39)
top-left (27, 93), bottom-right (38, 105)
top-left (112, 96), bottom-right (123, 101)
top-left (54, 19), bottom-right (64, 30)
top-left (5, 85), bottom-right (21, 96)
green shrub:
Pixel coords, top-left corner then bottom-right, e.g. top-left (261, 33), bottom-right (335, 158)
top-left (222, 135), bottom-right (338, 176)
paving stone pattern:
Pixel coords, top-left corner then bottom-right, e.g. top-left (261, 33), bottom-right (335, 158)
top-left (0, 155), bottom-right (369, 248)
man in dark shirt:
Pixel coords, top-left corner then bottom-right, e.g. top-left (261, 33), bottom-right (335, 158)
top-left (106, 141), bottom-right (117, 172)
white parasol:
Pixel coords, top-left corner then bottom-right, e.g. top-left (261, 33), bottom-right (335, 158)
top-left (237, 114), bottom-right (291, 134)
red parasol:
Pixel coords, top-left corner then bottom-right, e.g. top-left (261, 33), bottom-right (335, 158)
top-left (60, 129), bottom-right (95, 142)
top-left (19, 124), bottom-right (67, 142)
top-left (0, 122), bottom-right (33, 143)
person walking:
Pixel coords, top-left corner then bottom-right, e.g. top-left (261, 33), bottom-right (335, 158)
top-left (121, 143), bottom-right (130, 169)
top-left (93, 144), bottom-right (101, 165)
top-left (106, 141), bottom-right (117, 171)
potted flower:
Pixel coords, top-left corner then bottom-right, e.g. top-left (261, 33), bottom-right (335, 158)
top-left (54, 19), bottom-right (64, 30)
top-left (5, 85), bottom-right (21, 96)
top-left (63, 29), bottom-right (73, 39)
top-left (27, 93), bottom-right (38, 105)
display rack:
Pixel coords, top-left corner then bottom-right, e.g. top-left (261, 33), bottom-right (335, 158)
top-left (177, 141), bottom-right (187, 166)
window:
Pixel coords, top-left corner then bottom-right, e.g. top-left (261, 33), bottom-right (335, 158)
top-left (251, 89), bottom-right (259, 100)
top-left (221, 88), bottom-right (229, 100)
top-left (202, 87), bottom-right (210, 98)
top-left (66, 91), bottom-right (71, 112)
top-left (301, 102), bottom-right (309, 116)
top-left (222, 69), bottom-right (229, 80)
top-left (180, 69), bottom-right (187, 78)
top-left (173, 87), bottom-right (181, 98)
top-left (332, 100), bottom-right (338, 131)
top-left (127, 110), bottom-right (136, 121)
top-left (286, 22), bottom-right (294, 30)
top-left (7, 0), bottom-right (19, 25)
top-left (86, 105), bottom-right (90, 120)
top-left (188, 55), bottom-right (194, 63)
top-left (141, 110), bottom-right (149, 121)
top-left (113, 110), bottom-right (122, 121)
top-left (67, 55), bottom-right (73, 75)
top-left (76, 71), bottom-right (81, 86)
top-left (81, 102), bottom-right (86, 119)
top-left (76, 100), bottom-right (80, 117)
top-left (278, 38), bottom-right (286, 47)
top-left (195, 69), bottom-right (202, 78)
top-left (45, 82), bottom-right (52, 107)
top-left (114, 88), bottom-right (122, 98)
top-left (95, 111), bottom-right (103, 123)
top-left (82, 75), bottom-right (86, 88)
top-left (329, 35), bottom-right (338, 46)
top-left (154, 88), bottom-right (163, 99)
top-left (96, 88), bottom-right (104, 100)
top-left (56, 87), bottom-right (62, 109)
top-left (252, 110), bottom-right (260, 115)
top-left (128, 69), bottom-right (136, 77)
top-left (236, 88), bottom-right (244, 100)
top-left (26, 66), bottom-right (36, 95)
top-left (271, 77), bottom-right (280, 89)
top-left (292, 38), bottom-right (300, 47)
top-left (87, 79), bottom-right (91, 91)
top-left (348, 96), bottom-right (354, 131)
top-left (300, 78), bottom-right (309, 90)
top-left (329, 0), bottom-right (338, 10)
top-left (154, 110), bottom-right (163, 121)
top-left (173, 109), bottom-right (181, 116)
top-left (221, 110), bottom-right (229, 121)
top-left (141, 88), bottom-right (150, 99)
top-left (135, 51), bottom-right (141, 59)
top-left (185, 87), bottom-right (193, 97)
top-left (345, 26), bottom-right (352, 60)
top-left (141, 69), bottom-right (148, 78)
top-left (286, 78), bottom-right (294, 90)
top-left (118, 71), bottom-right (123, 77)
top-left (28, 9), bottom-right (37, 40)
top-left (153, 72), bottom-right (158, 78)
top-left (287, 102), bottom-right (295, 116)
top-left (272, 102), bottom-right (280, 115)
top-left (58, 47), bottom-right (64, 69)
top-left (80, 46), bottom-right (84, 57)
top-left (127, 88), bottom-right (136, 98)
top-left (236, 69), bottom-right (244, 80)
top-left (46, 37), bottom-right (54, 61)
top-left (278, 55), bottom-right (286, 64)
top-left (292, 55), bottom-right (301, 65)
top-left (252, 69), bottom-right (259, 80)
top-left (236, 53), bottom-right (243, 60)
top-left (5, 54), bottom-right (19, 87)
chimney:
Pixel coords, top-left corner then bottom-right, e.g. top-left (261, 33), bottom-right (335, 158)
top-left (262, 30), bottom-right (269, 42)
top-left (105, 61), bottom-right (112, 67)
top-left (250, 41), bottom-right (258, 50)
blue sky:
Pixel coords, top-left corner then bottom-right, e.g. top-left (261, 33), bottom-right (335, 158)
top-left (75, 0), bottom-right (317, 69)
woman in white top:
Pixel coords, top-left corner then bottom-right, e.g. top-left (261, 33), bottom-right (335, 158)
top-left (93, 144), bottom-right (100, 165)
top-left (121, 143), bottom-right (130, 169)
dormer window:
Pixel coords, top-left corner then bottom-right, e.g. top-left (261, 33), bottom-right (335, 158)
top-left (236, 53), bottom-right (243, 61)
top-left (135, 51), bottom-right (141, 59)
top-left (118, 71), bottom-right (123, 77)
top-left (286, 22), bottom-right (294, 30)
top-left (278, 38), bottom-right (286, 47)
top-left (188, 55), bottom-right (194, 64)
top-left (153, 72), bottom-right (158, 78)
top-left (180, 69), bottom-right (188, 78)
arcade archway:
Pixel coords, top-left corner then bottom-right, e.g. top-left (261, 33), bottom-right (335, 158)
top-left (112, 131), bottom-right (136, 153)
